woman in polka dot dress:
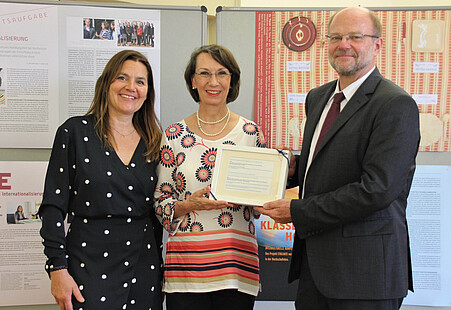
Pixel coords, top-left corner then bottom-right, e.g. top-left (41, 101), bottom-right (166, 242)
top-left (154, 45), bottom-right (266, 310)
top-left (39, 50), bottom-right (163, 310)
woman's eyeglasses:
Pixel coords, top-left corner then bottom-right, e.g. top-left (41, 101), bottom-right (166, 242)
top-left (195, 70), bottom-right (232, 80)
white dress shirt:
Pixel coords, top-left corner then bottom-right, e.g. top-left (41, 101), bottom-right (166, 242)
top-left (302, 67), bottom-right (376, 198)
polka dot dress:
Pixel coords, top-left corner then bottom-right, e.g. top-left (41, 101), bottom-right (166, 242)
top-left (40, 115), bottom-right (163, 309)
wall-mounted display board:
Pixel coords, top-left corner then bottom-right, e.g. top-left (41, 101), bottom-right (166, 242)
top-left (0, 161), bottom-right (50, 307)
top-left (0, 0), bottom-right (206, 151)
top-left (0, 1), bottom-right (206, 308)
top-left (217, 6), bottom-right (451, 309)
top-left (218, 6), bottom-right (450, 152)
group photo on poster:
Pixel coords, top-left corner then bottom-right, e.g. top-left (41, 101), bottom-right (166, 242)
top-left (82, 17), bottom-right (157, 48)
top-left (116, 19), bottom-right (156, 47)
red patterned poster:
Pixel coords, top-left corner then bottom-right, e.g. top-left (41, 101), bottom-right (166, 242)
top-left (255, 10), bottom-right (451, 152)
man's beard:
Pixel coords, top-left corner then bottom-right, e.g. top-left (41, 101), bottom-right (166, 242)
top-left (329, 53), bottom-right (372, 76)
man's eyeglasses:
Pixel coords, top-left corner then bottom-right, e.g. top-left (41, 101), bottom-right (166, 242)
top-left (195, 70), bottom-right (232, 80)
top-left (326, 33), bottom-right (380, 44)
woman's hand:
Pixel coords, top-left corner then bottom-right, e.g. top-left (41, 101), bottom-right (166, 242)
top-left (174, 186), bottom-right (230, 218)
top-left (188, 186), bottom-right (230, 210)
top-left (50, 269), bottom-right (84, 310)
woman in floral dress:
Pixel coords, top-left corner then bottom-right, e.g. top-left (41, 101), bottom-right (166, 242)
top-left (154, 44), bottom-right (266, 310)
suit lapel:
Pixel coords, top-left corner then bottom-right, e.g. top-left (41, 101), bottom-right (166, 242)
top-left (297, 82), bottom-right (336, 189)
top-left (313, 69), bottom-right (383, 157)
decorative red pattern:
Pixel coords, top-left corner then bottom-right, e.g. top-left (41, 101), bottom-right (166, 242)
top-left (255, 10), bottom-right (451, 152)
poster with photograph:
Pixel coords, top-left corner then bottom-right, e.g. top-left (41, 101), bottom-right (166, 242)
top-left (62, 6), bottom-right (161, 121)
top-left (0, 3), bottom-right (60, 148)
top-left (0, 161), bottom-right (53, 306)
top-left (254, 187), bottom-right (298, 300)
top-left (0, 2), bottom-right (161, 148)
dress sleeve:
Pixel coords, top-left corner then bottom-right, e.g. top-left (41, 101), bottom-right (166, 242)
top-left (255, 123), bottom-right (267, 149)
top-left (153, 134), bottom-right (181, 234)
top-left (39, 124), bottom-right (74, 275)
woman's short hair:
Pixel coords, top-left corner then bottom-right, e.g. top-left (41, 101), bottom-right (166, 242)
top-left (184, 44), bottom-right (241, 104)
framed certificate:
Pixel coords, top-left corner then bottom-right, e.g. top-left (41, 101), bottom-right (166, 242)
top-left (210, 145), bottom-right (290, 206)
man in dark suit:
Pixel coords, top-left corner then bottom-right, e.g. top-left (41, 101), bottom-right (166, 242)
top-left (255, 7), bottom-right (420, 310)
top-left (83, 18), bottom-right (95, 39)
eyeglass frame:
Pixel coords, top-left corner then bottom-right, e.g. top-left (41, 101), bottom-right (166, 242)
top-left (325, 33), bottom-right (380, 44)
top-left (194, 70), bottom-right (232, 80)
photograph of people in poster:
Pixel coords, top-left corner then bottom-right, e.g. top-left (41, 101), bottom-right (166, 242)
top-left (116, 19), bottom-right (155, 47)
top-left (82, 18), bottom-right (157, 47)
top-left (82, 17), bottom-right (115, 41)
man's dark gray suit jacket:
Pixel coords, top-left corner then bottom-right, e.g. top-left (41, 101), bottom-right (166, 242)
top-left (289, 68), bottom-right (420, 300)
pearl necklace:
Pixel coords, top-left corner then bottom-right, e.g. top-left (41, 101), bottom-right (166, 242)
top-left (196, 108), bottom-right (230, 125)
top-left (111, 126), bottom-right (136, 137)
top-left (196, 109), bottom-right (231, 137)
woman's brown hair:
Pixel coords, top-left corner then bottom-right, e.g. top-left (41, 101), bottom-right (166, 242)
top-left (86, 50), bottom-right (162, 161)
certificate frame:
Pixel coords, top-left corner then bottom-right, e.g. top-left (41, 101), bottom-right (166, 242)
top-left (210, 145), bottom-right (289, 206)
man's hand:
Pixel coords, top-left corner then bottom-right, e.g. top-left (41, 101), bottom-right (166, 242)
top-left (254, 199), bottom-right (292, 224)
top-left (275, 145), bottom-right (296, 178)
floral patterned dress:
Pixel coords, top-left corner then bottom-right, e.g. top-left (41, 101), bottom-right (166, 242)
top-left (154, 116), bottom-right (266, 296)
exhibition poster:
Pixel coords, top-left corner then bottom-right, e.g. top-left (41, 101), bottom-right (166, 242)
top-left (0, 161), bottom-right (52, 306)
top-left (0, 2), bottom-right (161, 148)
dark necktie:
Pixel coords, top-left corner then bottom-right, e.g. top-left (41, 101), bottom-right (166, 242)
top-left (313, 92), bottom-right (345, 157)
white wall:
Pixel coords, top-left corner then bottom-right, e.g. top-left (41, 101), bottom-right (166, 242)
top-left (241, 0), bottom-right (450, 7)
